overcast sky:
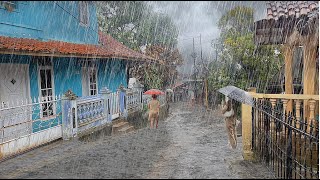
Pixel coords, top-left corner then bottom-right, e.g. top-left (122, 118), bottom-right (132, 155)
top-left (147, 1), bottom-right (267, 77)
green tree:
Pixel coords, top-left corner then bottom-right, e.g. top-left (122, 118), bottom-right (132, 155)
top-left (208, 6), bottom-right (283, 115)
top-left (96, 1), bottom-right (181, 89)
top-left (209, 6), bottom-right (283, 93)
top-left (97, 1), bottom-right (178, 51)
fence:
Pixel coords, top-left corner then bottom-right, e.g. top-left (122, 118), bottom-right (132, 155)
top-left (0, 85), bottom-right (167, 159)
top-left (61, 87), bottom-right (144, 137)
top-left (110, 91), bottom-right (120, 119)
top-left (76, 94), bottom-right (107, 134)
top-left (0, 95), bottom-right (62, 158)
top-left (252, 98), bottom-right (319, 179)
top-left (127, 90), bottom-right (142, 113)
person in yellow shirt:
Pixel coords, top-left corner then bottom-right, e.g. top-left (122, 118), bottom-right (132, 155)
top-left (148, 94), bottom-right (160, 129)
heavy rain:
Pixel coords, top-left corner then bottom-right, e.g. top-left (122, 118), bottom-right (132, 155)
top-left (0, 1), bottom-right (318, 179)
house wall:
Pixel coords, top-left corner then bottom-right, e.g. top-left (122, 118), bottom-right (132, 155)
top-left (0, 55), bottom-right (128, 132)
top-left (98, 59), bottom-right (128, 93)
top-left (0, 1), bottom-right (98, 44)
top-left (0, 55), bottom-right (128, 97)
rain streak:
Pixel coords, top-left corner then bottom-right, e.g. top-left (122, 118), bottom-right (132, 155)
top-left (0, 1), bottom-right (318, 179)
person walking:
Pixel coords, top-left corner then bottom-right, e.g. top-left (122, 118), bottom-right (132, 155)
top-left (148, 94), bottom-right (160, 129)
top-left (221, 95), bottom-right (237, 149)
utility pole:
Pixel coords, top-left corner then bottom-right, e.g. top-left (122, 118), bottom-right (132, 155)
top-left (200, 34), bottom-right (202, 61)
top-left (191, 37), bottom-right (197, 104)
top-left (193, 37), bottom-right (196, 72)
top-left (199, 33), bottom-right (205, 106)
top-left (215, 41), bottom-right (218, 62)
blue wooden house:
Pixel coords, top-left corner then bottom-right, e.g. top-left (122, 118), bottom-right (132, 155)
top-left (0, 1), bottom-right (156, 133)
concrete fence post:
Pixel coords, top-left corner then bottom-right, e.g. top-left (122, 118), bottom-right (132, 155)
top-left (242, 87), bottom-right (256, 160)
top-left (133, 82), bottom-right (144, 110)
top-left (100, 87), bottom-right (112, 123)
top-left (118, 85), bottom-right (128, 119)
top-left (61, 90), bottom-right (78, 140)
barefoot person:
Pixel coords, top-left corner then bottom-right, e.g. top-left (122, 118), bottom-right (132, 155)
top-left (148, 94), bottom-right (160, 128)
top-left (221, 95), bottom-right (237, 149)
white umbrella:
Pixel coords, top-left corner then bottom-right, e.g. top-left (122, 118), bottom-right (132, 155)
top-left (166, 89), bottom-right (174, 93)
top-left (218, 85), bottom-right (254, 106)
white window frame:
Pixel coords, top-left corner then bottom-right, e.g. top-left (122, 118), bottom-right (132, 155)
top-left (79, 1), bottom-right (89, 26)
top-left (88, 66), bottom-right (98, 96)
top-left (37, 59), bottom-right (56, 119)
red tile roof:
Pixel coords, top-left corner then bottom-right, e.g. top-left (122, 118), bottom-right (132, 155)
top-left (266, 1), bottom-right (318, 20)
top-left (97, 31), bottom-right (158, 63)
top-left (254, 1), bottom-right (319, 45)
top-left (0, 31), bottom-right (161, 64)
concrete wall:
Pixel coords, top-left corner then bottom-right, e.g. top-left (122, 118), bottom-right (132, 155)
top-left (77, 123), bottom-right (113, 142)
top-left (0, 125), bottom-right (62, 160)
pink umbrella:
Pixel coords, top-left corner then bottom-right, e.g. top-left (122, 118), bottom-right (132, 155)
top-left (144, 89), bottom-right (165, 95)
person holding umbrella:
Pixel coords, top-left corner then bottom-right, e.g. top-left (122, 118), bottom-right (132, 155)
top-left (148, 94), bottom-right (160, 129)
top-left (144, 89), bottom-right (164, 129)
top-left (221, 95), bottom-right (237, 149)
top-left (218, 85), bottom-right (255, 149)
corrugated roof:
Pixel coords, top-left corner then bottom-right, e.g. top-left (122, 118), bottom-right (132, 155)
top-left (0, 31), bottom-right (162, 64)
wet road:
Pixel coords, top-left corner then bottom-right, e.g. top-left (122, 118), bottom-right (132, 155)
top-left (0, 102), bottom-right (275, 179)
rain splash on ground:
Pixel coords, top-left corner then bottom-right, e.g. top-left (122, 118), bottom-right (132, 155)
top-left (0, 102), bottom-right (275, 179)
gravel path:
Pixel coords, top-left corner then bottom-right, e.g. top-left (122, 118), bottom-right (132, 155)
top-left (0, 102), bottom-right (275, 179)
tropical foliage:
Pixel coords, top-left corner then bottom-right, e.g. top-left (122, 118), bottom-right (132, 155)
top-left (96, 1), bottom-right (182, 89)
top-left (207, 6), bottom-right (284, 116)
top-left (129, 45), bottom-right (183, 90)
top-left (208, 6), bottom-right (283, 95)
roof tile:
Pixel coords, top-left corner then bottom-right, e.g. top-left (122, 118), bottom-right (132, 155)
top-left (266, 1), bottom-right (318, 20)
top-left (0, 31), bottom-right (159, 63)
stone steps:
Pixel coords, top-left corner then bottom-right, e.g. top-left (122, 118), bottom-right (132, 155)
top-left (118, 125), bottom-right (134, 134)
top-left (112, 118), bottom-right (134, 135)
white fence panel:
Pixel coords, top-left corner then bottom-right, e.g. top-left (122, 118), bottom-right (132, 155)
top-left (0, 95), bottom-right (62, 159)
top-left (0, 95), bottom-right (62, 144)
top-left (127, 90), bottom-right (141, 112)
top-left (110, 92), bottom-right (120, 119)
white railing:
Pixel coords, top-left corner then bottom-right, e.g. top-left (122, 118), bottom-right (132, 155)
top-left (0, 95), bottom-right (62, 144)
top-left (110, 91), bottom-right (120, 119)
top-left (127, 90), bottom-right (141, 112)
top-left (76, 95), bottom-right (106, 127)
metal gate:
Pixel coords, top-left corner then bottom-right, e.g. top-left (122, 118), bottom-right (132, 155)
top-left (252, 98), bottom-right (319, 179)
